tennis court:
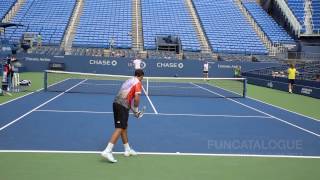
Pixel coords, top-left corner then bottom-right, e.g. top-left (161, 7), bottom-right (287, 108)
top-left (0, 72), bottom-right (320, 179)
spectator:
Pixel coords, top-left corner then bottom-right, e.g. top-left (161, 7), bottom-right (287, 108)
top-left (287, 64), bottom-right (298, 93)
top-left (1, 58), bottom-right (12, 96)
top-left (316, 74), bottom-right (320, 82)
top-left (109, 37), bottom-right (115, 50)
top-left (234, 65), bottom-right (241, 77)
top-left (37, 33), bottom-right (42, 47)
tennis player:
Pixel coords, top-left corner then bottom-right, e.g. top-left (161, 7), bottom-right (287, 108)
top-left (132, 58), bottom-right (142, 70)
top-left (287, 64), bottom-right (298, 93)
top-left (203, 61), bottom-right (209, 80)
top-left (101, 69), bottom-right (144, 163)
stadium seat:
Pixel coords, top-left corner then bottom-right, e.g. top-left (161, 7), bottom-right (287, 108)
top-left (0, 0), bottom-right (16, 21)
top-left (287, 0), bottom-right (320, 32)
top-left (243, 2), bottom-right (295, 45)
top-left (141, 0), bottom-right (201, 52)
top-left (73, 0), bottom-right (132, 49)
top-left (193, 0), bottom-right (268, 55)
top-left (5, 0), bottom-right (76, 45)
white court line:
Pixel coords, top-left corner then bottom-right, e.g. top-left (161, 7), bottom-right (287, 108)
top-left (0, 150), bottom-right (319, 159)
top-left (34, 109), bottom-right (271, 119)
top-left (157, 112), bottom-right (272, 119)
top-left (247, 96), bottom-right (320, 122)
top-left (2, 75), bottom-right (317, 124)
top-left (148, 85), bottom-right (199, 89)
top-left (0, 79), bottom-right (87, 132)
top-left (205, 79), bottom-right (320, 122)
top-left (0, 78), bottom-right (71, 106)
top-left (191, 83), bottom-right (320, 138)
top-left (142, 85), bottom-right (158, 114)
top-left (35, 109), bottom-right (114, 114)
top-left (81, 83), bottom-right (120, 86)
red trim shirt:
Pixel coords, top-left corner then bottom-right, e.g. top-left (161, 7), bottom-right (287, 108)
top-left (114, 77), bottom-right (142, 109)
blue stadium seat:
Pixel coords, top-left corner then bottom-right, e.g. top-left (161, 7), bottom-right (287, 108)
top-left (287, 0), bottom-right (320, 32)
top-left (5, 0), bottom-right (75, 45)
top-left (312, 0), bottom-right (320, 30)
top-left (193, 0), bottom-right (267, 55)
top-left (243, 2), bottom-right (294, 44)
top-left (0, 0), bottom-right (16, 21)
top-left (73, 0), bottom-right (132, 49)
top-left (141, 0), bottom-right (201, 52)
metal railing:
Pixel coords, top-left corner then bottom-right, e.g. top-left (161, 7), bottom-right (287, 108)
top-left (288, 52), bottom-right (320, 61)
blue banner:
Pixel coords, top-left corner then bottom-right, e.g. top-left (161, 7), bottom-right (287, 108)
top-left (9, 53), bottom-right (279, 77)
top-left (246, 76), bottom-right (320, 99)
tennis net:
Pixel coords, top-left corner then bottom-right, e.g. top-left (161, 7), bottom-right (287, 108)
top-left (44, 70), bottom-right (247, 98)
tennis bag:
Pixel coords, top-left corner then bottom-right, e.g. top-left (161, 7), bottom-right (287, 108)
top-left (2, 71), bottom-right (8, 92)
top-left (19, 80), bottom-right (32, 86)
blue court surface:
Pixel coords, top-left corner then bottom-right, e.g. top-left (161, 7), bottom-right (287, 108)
top-left (0, 78), bottom-right (320, 158)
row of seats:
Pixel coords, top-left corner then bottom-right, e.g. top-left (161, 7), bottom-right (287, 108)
top-left (287, 0), bottom-right (320, 31)
top-left (312, 0), bottom-right (320, 29)
top-left (0, 0), bottom-right (16, 20)
top-left (5, 0), bottom-right (75, 45)
top-left (243, 2), bottom-right (294, 44)
top-left (193, 0), bottom-right (268, 55)
top-left (287, 0), bottom-right (307, 25)
top-left (73, 0), bottom-right (132, 49)
top-left (2, 0), bottom-right (300, 55)
top-left (141, 0), bottom-right (201, 52)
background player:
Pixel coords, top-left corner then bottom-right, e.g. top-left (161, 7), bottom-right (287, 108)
top-left (287, 63), bottom-right (298, 93)
top-left (132, 55), bottom-right (143, 70)
top-left (203, 61), bottom-right (209, 80)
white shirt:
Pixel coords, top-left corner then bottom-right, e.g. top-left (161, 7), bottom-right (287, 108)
top-left (203, 63), bottom-right (209, 71)
top-left (133, 59), bottom-right (142, 70)
top-left (114, 77), bottom-right (142, 109)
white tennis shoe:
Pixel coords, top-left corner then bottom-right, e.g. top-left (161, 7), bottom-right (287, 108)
top-left (101, 151), bottom-right (117, 163)
top-left (124, 149), bottom-right (137, 157)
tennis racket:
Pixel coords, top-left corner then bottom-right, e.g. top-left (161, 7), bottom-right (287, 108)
top-left (5, 92), bottom-right (12, 96)
top-left (134, 106), bottom-right (146, 119)
top-left (2, 89), bottom-right (12, 96)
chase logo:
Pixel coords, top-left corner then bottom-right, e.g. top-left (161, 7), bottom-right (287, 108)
top-left (156, 62), bottom-right (184, 69)
top-left (140, 61), bottom-right (146, 69)
top-left (89, 60), bottom-right (117, 66)
top-left (178, 63), bottom-right (184, 69)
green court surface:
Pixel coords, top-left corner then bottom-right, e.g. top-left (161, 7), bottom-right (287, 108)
top-left (0, 72), bottom-right (43, 104)
top-left (0, 72), bottom-right (319, 180)
top-left (0, 153), bottom-right (320, 180)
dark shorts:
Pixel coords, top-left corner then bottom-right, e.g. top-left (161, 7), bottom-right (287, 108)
top-left (2, 84), bottom-right (8, 91)
top-left (203, 71), bottom-right (208, 74)
top-left (288, 79), bottom-right (295, 84)
top-left (113, 102), bottom-right (129, 129)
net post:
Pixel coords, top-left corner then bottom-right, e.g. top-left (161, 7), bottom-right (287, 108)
top-left (146, 77), bottom-right (149, 95)
top-left (243, 78), bottom-right (247, 98)
top-left (44, 70), bottom-right (48, 91)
